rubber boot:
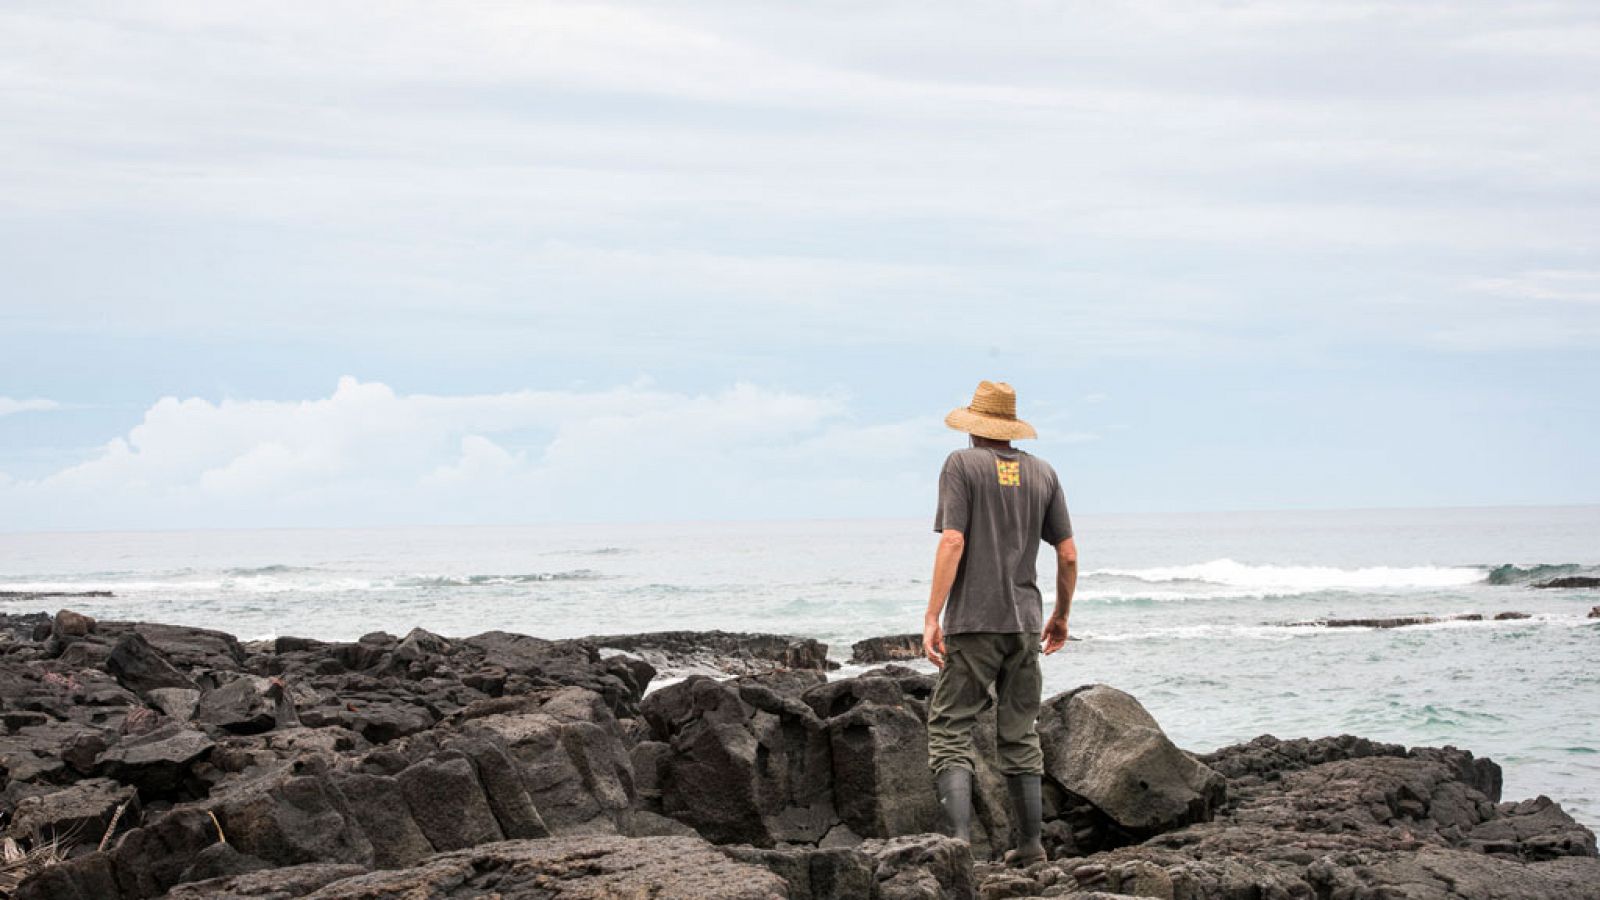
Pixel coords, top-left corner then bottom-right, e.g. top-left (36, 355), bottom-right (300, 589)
top-left (1003, 774), bottom-right (1046, 866)
top-left (935, 767), bottom-right (973, 844)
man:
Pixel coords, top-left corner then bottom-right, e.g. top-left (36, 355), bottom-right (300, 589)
top-left (923, 380), bottom-right (1077, 866)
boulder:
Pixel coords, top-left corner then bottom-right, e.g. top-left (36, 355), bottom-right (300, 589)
top-left (195, 676), bottom-right (279, 735)
top-left (829, 702), bottom-right (942, 839)
top-left (849, 634), bottom-right (923, 665)
top-left (396, 753), bottom-right (504, 851)
top-left (95, 723), bottom-right (215, 799)
top-left (329, 772), bottom-right (434, 868)
top-left (206, 761), bottom-right (375, 868)
top-left (106, 633), bottom-right (197, 697)
top-left (146, 687), bottom-right (202, 723)
top-left (1037, 685), bottom-right (1226, 841)
top-left (52, 609), bottom-right (97, 641)
top-left (646, 676), bottom-right (835, 847)
top-left (861, 833), bottom-right (978, 900)
top-left (4, 777), bottom-right (137, 845)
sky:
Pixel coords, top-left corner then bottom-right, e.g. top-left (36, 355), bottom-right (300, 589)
top-left (2, 0), bottom-right (1597, 531)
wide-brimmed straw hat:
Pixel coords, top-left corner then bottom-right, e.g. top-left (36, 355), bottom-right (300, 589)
top-left (945, 380), bottom-right (1038, 441)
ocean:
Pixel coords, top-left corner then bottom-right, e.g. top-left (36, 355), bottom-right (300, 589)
top-left (3, 505), bottom-right (1597, 826)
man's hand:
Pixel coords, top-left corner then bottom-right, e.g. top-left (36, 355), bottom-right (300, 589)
top-left (1042, 615), bottom-right (1069, 655)
top-left (923, 617), bottom-right (946, 668)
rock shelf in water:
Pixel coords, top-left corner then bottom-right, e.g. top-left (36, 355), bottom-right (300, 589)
top-left (0, 609), bottom-right (1595, 899)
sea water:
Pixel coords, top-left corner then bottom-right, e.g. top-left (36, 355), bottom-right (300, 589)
top-left (3, 505), bottom-right (1597, 825)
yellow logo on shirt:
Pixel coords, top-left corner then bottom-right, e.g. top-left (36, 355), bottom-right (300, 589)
top-left (996, 459), bottom-right (1020, 486)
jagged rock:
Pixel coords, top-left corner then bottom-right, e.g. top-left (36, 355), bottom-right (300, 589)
top-left (850, 633), bottom-right (923, 664)
top-left (862, 833), bottom-right (978, 900)
top-left (195, 676), bottom-right (280, 735)
top-left (1464, 795), bottom-right (1598, 860)
top-left (1536, 576), bottom-right (1600, 589)
top-left (396, 752), bottom-right (504, 851)
top-left (452, 688), bottom-right (636, 836)
top-left (645, 676), bottom-right (835, 846)
top-left (104, 621), bottom-right (247, 671)
top-left (96, 723), bottom-right (215, 799)
top-left (329, 772), bottom-right (434, 868)
top-left (1038, 685), bottom-right (1226, 842)
top-left (590, 629), bottom-right (835, 676)
top-left (724, 844), bottom-right (877, 899)
top-left (206, 760), bottom-right (374, 868)
top-left (107, 633), bottom-right (198, 697)
top-left (147, 687), bottom-right (202, 723)
top-left (829, 701), bottom-right (942, 839)
top-left (292, 836), bottom-right (789, 899)
top-left (4, 777), bottom-right (137, 844)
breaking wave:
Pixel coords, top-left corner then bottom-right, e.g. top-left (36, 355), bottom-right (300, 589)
top-left (1486, 563), bottom-right (1600, 586)
top-left (1090, 559), bottom-right (1484, 593)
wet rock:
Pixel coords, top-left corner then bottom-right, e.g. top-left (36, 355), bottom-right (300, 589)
top-left (1537, 576), bottom-right (1600, 589)
top-left (107, 633), bottom-right (198, 697)
top-left (850, 633), bottom-right (924, 665)
top-left (589, 629), bottom-right (835, 676)
top-left (1494, 611), bottom-right (1533, 620)
top-left (291, 836), bottom-right (790, 899)
top-left (1590, 605), bottom-right (1600, 618)
top-left (1038, 685), bottom-right (1226, 842)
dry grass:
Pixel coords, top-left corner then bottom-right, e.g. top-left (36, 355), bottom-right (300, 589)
top-left (0, 836), bottom-right (72, 898)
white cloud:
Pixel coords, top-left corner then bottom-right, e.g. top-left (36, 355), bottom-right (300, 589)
top-left (1, 378), bottom-right (953, 530)
top-left (0, 397), bottom-right (59, 417)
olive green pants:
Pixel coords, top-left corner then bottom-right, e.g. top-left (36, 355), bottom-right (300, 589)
top-left (926, 631), bottom-right (1044, 776)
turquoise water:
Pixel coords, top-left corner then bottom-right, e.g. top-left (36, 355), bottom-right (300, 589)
top-left (2, 505), bottom-right (1597, 825)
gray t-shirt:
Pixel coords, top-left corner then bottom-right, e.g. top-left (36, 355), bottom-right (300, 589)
top-left (934, 446), bottom-right (1073, 635)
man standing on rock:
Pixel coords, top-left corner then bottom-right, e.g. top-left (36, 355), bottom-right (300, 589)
top-left (923, 380), bottom-right (1077, 865)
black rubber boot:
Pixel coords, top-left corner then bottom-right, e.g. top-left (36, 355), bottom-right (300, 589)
top-left (1003, 774), bottom-right (1046, 866)
top-left (935, 767), bottom-right (973, 843)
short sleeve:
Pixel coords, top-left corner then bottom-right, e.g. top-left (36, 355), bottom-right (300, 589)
top-left (933, 453), bottom-right (970, 534)
top-left (1042, 470), bottom-right (1073, 545)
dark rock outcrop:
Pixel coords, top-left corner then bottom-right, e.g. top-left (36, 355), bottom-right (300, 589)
top-left (1537, 576), bottom-right (1600, 589)
top-left (850, 634), bottom-right (923, 665)
top-left (3, 612), bottom-right (1595, 900)
top-left (590, 629), bottom-right (835, 676)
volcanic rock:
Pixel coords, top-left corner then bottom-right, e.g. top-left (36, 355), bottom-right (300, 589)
top-left (1537, 576), bottom-right (1600, 589)
top-left (850, 633), bottom-right (923, 665)
top-left (590, 629), bottom-right (834, 676)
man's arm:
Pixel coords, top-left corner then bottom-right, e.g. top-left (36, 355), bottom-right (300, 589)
top-left (922, 529), bottom-right (965, 668)
top-left (1042, 537), bottom-right (1077, 654)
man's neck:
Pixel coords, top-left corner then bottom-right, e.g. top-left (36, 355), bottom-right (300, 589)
top-left (972, 436), bottom-right (1013, 450)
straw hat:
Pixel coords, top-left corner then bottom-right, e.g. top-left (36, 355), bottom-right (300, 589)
top-left (945, 380), bottom-right (1038, 440)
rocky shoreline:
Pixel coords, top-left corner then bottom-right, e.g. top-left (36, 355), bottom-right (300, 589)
top-left (1, 610), bottom-right (1596, 899)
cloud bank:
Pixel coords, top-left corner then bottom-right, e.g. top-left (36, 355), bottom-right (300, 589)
top-left (2, 378), bottom-right (950, 530)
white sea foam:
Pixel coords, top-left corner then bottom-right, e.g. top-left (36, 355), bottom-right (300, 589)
top-left (1090, 558), bottom-right (1484, 593)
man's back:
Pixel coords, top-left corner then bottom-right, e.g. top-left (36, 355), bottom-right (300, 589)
top-left (935, 446), bottom-right (1072, 635)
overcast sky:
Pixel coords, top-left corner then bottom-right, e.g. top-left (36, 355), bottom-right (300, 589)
top-left (2, 1), bottom-right (1597, 531)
